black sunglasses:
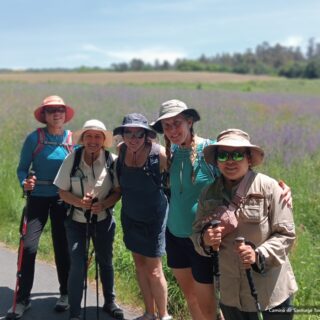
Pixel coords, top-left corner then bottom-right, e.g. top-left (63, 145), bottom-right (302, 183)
top-left (123, 130), bottom-right (145, 139)
top-left (44, 107), bottom-right (66, 114)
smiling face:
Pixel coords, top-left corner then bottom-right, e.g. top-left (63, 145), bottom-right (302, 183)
top-left (161, 114), bottom-right (193, 147)
top-left (217, 146), bottom-right (251, 184)
top-left (82, 130), bottom-right (105, 155)
top-left (43, 106), bottom-right (66, 127)
top-left (122, 127), bottom-right (146, 152)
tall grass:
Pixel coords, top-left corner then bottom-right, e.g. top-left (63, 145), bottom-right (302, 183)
top-left (0, 80), bottom-right (319, 319)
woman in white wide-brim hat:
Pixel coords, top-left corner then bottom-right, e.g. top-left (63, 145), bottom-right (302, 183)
top-left (192, 128), bottom-right (297, 320)
top-left (54, 119), bottom-right (124, 320)
top-left (7, 95), bottom-right (74, 319)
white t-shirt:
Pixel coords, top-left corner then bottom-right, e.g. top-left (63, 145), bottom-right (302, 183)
top-left (54, 148), bottom-right (118, 223)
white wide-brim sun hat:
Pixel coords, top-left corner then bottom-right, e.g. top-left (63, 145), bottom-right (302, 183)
top-left (72, 119), bottom-right (113, 148)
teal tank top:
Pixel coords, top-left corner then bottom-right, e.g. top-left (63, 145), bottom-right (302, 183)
top-left (167, 138), bottom-right (216, 237)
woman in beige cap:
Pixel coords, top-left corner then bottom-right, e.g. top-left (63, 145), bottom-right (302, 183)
top-left (151, 100), bottom-right (292, 320)
top-left (192, 129), bottom-right (297, 320)
top-left (7, 96), bottom-right (74, 319)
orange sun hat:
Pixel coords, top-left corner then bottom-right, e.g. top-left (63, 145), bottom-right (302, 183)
top-left (34, 95), bottom-right (74, 124)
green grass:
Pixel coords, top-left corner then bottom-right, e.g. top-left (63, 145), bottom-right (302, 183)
top-left (135, 78), bottom-right (320, 95)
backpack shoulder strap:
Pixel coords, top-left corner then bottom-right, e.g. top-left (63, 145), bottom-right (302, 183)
top-left (104, 149), bottom-right (115, 185)
top-left (32, 128), bottom-right (46, 159)
top-left (116, 143), bottom-right (126, 181)
top-left (145, 143), bottom-right (161, 187)
top-left (70, 147), bottom-right (84, 177)
top-left (232, 170), bottom-right (256, 207)
top-left (63, 130), bottom-right (73, 153)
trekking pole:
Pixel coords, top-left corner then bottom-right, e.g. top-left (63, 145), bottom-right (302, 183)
top-left (12, 170), bottom-right (35, 314)
top-left (234, 237), bottom-right (263, 320)
top-left (83, 196), bottom-right (98, 320)
top-left (91, 212), bottom-right (100, 320)
top-left (83, 203), bottom-right (91, 320)
top-left (201, 220), bottom-right (223, 320)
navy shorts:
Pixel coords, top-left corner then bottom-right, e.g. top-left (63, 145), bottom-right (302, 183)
top-left (165, 228), bottom-right (214, 284)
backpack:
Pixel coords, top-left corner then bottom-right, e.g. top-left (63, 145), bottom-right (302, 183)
top-left (68, 146), bottom-right (115, 218)
top-left (70, 146), bottom-right (114, 185)
top-left (32, 128), bottom-right (73, 159)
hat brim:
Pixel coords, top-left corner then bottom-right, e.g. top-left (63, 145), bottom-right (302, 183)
top-left (113, 124), bottom-right (157, 139)
top-left (204, 141), bottom-right (264, 167)
top-left (73, 128), bottom-right (113, 148)
top-left (34, 104), bottom-right (74, 124)
top-left (150, 109), bottom-right (200, 133)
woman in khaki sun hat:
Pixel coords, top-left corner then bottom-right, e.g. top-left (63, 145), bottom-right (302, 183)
top-left (7, 95), bottom-right (74, 319)
top-left (151, 99), bottom-right (222, 320)
top-left (192, 129), bottom-right (297, 320)
top-left (151, 101), bottom-right (293, 320)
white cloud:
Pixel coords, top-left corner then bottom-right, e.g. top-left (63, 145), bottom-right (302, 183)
top-left (81, 44), bottom-right (186, 63)
top-left (281, 36), bottom-right (304, 48)
top-left (107, 48), bottom-right (186, 63)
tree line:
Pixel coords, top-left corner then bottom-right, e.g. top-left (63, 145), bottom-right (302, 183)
top-left (110, 38), bottom-right (320, 79)
top-left (1, 38), bottom-right (319, 79)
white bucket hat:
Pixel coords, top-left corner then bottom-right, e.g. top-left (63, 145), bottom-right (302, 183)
top-left (204, 129), bottom-right (264, 167)
top-left (72, 119), bottom-right (113, 148)
top-left (150, 99), bottom-right (200, 133)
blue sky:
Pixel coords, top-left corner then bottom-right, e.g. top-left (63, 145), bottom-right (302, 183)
top-left (1, 0), bottom-right (319, 69)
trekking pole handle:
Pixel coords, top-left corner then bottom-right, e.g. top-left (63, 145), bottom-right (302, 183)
top-left (234, 236), bottom-right (263, 318)
top-left (25, 170), bottom-right (36, 197)
top-left (84, 197), bottom-right (98, 223)
top-left (200, 219), bottom-right (221, 255)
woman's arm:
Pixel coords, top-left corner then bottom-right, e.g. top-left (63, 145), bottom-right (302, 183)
top-left (91, 187), bottom-right (122, 214)
top-left (159, 144), bottom-right (167, 172)
top-left (59, 189), bottom-right (92, 210)
top-left (256, 181), bottom-right (295, 269)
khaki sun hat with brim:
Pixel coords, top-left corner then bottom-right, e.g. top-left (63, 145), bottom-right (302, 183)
top-left (113, 113), bottom-right (157, 139)
top-left (72, 119), bottom-right (113, 148)
top-left (34, 95), bottom-right (74, 124)
top-left (204, 128), bottom-right (264, 167)
top-left (150, 99), bottom-right (200, 133)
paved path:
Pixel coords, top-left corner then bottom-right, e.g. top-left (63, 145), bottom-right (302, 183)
top-left (0, 243), bottom-right (139, 320)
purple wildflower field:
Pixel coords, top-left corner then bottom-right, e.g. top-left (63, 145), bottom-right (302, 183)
top-left (2, 82), bottom-right (319, 167)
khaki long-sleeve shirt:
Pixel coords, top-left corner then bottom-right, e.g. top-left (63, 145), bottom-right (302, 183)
top-left (192, 171), bottom-right (298, 311)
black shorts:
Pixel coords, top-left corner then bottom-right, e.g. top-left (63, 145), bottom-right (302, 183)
top-left (165, 228), bottom-right (214, 284)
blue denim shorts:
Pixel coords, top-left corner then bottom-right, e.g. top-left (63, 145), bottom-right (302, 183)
top-left (165, 228), bottom-right (214, 284)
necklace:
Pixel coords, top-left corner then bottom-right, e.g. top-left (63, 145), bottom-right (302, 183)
top-left (129, 143), bottom-right (147, 167)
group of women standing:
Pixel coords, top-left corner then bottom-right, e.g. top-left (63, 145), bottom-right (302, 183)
top-left (7, 95), bottom-right (297, 320)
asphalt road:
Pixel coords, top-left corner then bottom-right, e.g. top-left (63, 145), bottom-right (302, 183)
top-left (0, 243), bottom-right (139, 320)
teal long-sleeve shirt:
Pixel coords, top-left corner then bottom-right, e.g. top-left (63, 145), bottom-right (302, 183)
top-left (17, 127), bottom-right (71, 197)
